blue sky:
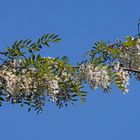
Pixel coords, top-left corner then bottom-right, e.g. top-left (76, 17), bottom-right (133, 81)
top-left (0, 0), bottom-right (140, 140)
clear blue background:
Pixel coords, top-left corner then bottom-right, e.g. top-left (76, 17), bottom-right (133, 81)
top-left (0, 0), bottom-right (140, 140)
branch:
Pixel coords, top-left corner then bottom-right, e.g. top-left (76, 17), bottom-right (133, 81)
top-left (122, 67), bottom-right (140, 73)
top-left (72, 65), bottom-right (140, 73)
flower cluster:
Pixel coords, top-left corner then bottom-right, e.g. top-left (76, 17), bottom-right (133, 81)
top-left (113, 62), bottom-right (130, 93)
top-left (47, 77), bottom-right (59, 101)
top-left (120, 39), bottom-right (140, 70)
top-left (79, 64), bottom-right (111, 91)
top-left (0, 59), bottom-right (60, 103)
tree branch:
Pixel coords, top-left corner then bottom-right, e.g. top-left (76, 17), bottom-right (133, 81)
top-left (122, 67), bottom-right (140, 73)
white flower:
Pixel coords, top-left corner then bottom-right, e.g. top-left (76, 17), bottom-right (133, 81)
top-left (114, 62), bottom-right (130, 93)
top-left (80, 64), bottom-right (111, 90)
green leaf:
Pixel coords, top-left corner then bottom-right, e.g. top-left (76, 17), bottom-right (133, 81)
top-left (61, 56), bottom-right (69, 63)
top-left (23, 39), bottom-right (29, 44)
top-left (124, 36), bottom-right (136, 46)
top-left (97, 57), bottom-right (102, 64)
top-left (13, 41), bottom-right (18, 48)
top-left (37, 38), bottom-right (41, 44)
top-left (32, 54), bottom-right (35, 61)
top-left (28, 108), bottom-right (31, 112)
top-left (0, 97), bottom-right (5, 101)
top-left (118, 85), bottom-right (126, 91)
top-left (17, 40), bottom-right (23, 46)
top-left (36, 54), bottom-right (41, 60)
top-left (54, 38), bottom-right (61, 43)
top-left (52, 35), bottom-right (59, 39)
top-left (40, 35), bottom-right (44, 41)
top-left (38, 45), bottom-right (42, 49)
top-left (71, 94), bottom-right (77, 97)
top-left (48, 33), bottom-right (55, 39)
top-left (72, 99), bottom-right (78, 102)
top-left (28, 48), bottom-right (32, 53)
top-left (43, 42), bottom-right (51, 47)
top-left (44, 33), bottom-right (49, 39)
top-left (27, 40), bottom-right (32, 45)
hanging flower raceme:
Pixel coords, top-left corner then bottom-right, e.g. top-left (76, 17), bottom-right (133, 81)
top-left (113, 62), bottom-right (130, 93)
top-left (119, 38), bottom-right (140, 70)
top-left (79, 64), bottom-right (112, 92)
top-left (0, 59), bottom-right (60, 106)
